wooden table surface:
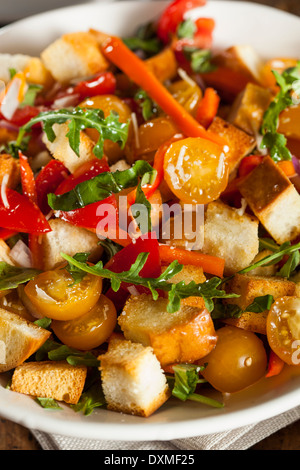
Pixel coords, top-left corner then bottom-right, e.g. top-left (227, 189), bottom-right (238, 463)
top-left (1, 0), bottom-right (300, 450)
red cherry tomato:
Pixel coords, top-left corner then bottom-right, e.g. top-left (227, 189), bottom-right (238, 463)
top-left (73, 72), bottom-right (116, 100)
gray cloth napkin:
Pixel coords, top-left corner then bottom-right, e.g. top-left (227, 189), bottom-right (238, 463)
top-left (31, 405), bottom-right (300, 450)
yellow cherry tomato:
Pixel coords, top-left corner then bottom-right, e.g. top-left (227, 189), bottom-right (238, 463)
top-left (136, 116), bottom-right (179, 158)
top-left (51, 294), bottom-right (117, 350)
top-left (163, 137), bottom-right (229, 204)
top-left (168, 79), bottom-right (202, 116)
top-left (199, 326), bottom-right (267, 393)
top-left (80, 94), bottom-right (132, 163)
top-left (267, 296), bottom-right (300, 366)
top-left (24, 268), bottom-right (102, 321)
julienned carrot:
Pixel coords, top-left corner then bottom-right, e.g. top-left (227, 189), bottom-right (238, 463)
top-left (127, 134), bottom-right (184, 206)
top-left (265, 351), bottom-right (285, 378)
top-left (101, 37), bottom-right (227, 149)
top-left (158, 244), bottom-right (225, 278)
top-left (196, 87), bottom-right (220, 128)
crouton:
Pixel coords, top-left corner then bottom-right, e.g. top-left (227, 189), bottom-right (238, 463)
top-left (223, 273), bottom-right (296, 334)
top-left (42, 122), bottom-right (95, 173)
top-left (208, 117), bottom-right (256, 174)
top-left (0, 53), bottom-right (31, 83)
top-left (202, 200), bottom-right (259, 275)
top-left (109, 159), bottom-right (130, 172)
top-left (98, 339), bottom-right (170, 417)
top-left (40, 218), bottom-right (102, 271)
top-left (23, 57), bottom-right (54, 90)
top-left (41, 32), bottom-right (108, 84)
top-left (278, 104), bottom-right (300, 141)
top-left (0, 309), bottom-right (51, 373)
top-left (11, 361), bottom-right (87, 405)
top-left (228, 83), bottom-right (273, 135)
top-left (0, 240), bottom-right (14, 265)
top-left (162, 264), bottom-right (206, 309)
top-left (145, 47), bottom-right (177, 82)
top-left (0, 154), bottom-right (20, 189)
top-left (118, 294), bottom-right (217, 366)
top-left (213, 45), bottom-right (264, 83)
top-left (238, 156), bottom-right (300, 244)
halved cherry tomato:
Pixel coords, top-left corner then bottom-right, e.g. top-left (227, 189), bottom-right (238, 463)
top-left (163, 137), bottom-right (229, 204)
top-left (80, 94), bottom-right (132, 163)
top-left (168, 79), bottom-right (202, 117)
top-left (52, 294), bottom-right (117, 350)
top-left (157, 0), bottom-right (206, 44)
top-left (24, 267), bottom-right (102, 321)
top-left (199, 325), bottom-right (267, 393)
top-left (267, 296), bottom-right (300, 366)
top-left (136, 116), bottom-right (180, 158)
top-left (73, 72), bottom-right (116, 100)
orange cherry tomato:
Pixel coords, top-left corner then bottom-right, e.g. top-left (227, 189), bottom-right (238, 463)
top-left (163, 137), bottom-right (229, 204)
top-left (198, 326), bottom-right (267, 393)
top-left (52, 294), bottom-right (117, 350)
top-left (24, 268), bottom-right (102, 321)
top-left (80, 94), bottom-right (132, 163)
top-left (136, 116), bottom-right (180, 158)
top-left (267, 296), bottom-right (300, 366)
top-left (168, 79), bottom-right (202, 117)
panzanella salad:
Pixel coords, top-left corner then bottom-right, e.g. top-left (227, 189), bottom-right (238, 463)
top-left (0, 0), bottom-right (300, 417)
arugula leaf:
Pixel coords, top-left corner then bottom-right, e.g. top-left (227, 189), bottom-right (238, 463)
top-left (35, 339), bottom-right (100, 367)
top-left (47, 159), bottom-right (156, 211)
top-left (71, 381), bottom-right (106, 416)
top-left (0, 262), bottom-right (41, 291)
top-left (261, 62), bottom-right (300, 161)
top-left (0, 135), bottom-right (31, 159)
top-left (35, 397), bottom-right (63, 410)
top-left (169, 364), bottom-right (224, 408)
top-left (64, 252), bottom-right (90, 285)
top-left (211, 302), bottom-right (243, 320)
top-left (177, 19), bottom-right (197, 39)
top-left (17, 107), bottom-right (130, 159)
top-left (277, 249), bottom-right (300, 279)
top-left (131, 182), bottom-right (152, 233)
top-left (134, 89), bottom-right (158, 121)
top-left (99, 238), bottom-right (123, 261)
top-left (61, 251), bottom-right (238, 313)
top-left (246, 295), bottom-right (274, 313)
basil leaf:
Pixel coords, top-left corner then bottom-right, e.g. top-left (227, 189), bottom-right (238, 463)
top-left (48, 160), bottom-right (156, 211)
top-left (0, 262), bottom-right (41, 290)
top-left (246, 295), bottom-right (274, 313)
top-left (17, 107), bottom-right (130, 160)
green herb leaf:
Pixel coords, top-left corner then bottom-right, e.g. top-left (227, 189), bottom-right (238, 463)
top-left (48, 344), bottom-right (100, 367)
top-left (260, 62), bottom-right (300, 162)
top-left (17, 107), bottom-right (130, 160)
top-left (123, 21), bottom-right (163, 57)
top-left (131, 182), bottom-right (152, 233)
top-left (47, 159), bottom-right (156, 211)
top-left (9, 68), bottom-right (17, 79)
top-left (134, 89), bottom-right (158, 121)
top-left (20, 84), bottom-right (42, 108)
top-left (0, 135), bottom-right (31, 159)
top-left (0, 262), bottom-right (41, 291)
top-left (183, 48), bottom-right (217, 74)
top-left (211, 302), bottom-right (243, 320)
top-left (35, 397), bottom-right (63, 410)
top-left (34, 317), bottom-right (52, 329)
top-left (277, 249), bottom-right (300, 279)
top-left (61, 251), bottom-right (238, 313)
top-left (246, 295), bottom-right (274, 313)
top-left (177, 19), bottom-right (197, 39)
top-left (64, 252), bottom-right (90, 285)
top-left (71, 381), bottom-right (106, 416)
top-left (99, 238), bottom-right (123, 261)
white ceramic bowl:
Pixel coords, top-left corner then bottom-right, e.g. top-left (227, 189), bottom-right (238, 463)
top-left (0, 1), bottom-right (300, 441)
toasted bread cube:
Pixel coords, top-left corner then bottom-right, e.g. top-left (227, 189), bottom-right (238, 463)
top-left (118, 294), bottom-right (217, 366)
top-left (208, 117), bottom-right (256, 174)
top-left (145, 48), bottom-right (177, 82)
top-left (11, 361), bottom-right (87, 404)
top-left (99, 339), bottom-right (170, 417)
top-left (238, 156), bottom-right (300, 244)
top-left (0, 309), bottom-right (51, 372)
top-left (0, 53), bottom-right (31, 83)
top-left (41, 32), bottom-right (108, 84)
top-left (42, 122), bottom-right (95, 173)
top-left (0, 154), bottom-right (20, 189)
top-left (40, 218), bottom-right (102, 271)
top-left (23, 57), bottom-right (54, 90)
top-left (162, 264), bottom-right (206, 309)
top-left (109, 159), bottom-right (130, 172)
top-left (223, 273), bottom-right (296, 334)
top-left (228, 83), bottom-right (273, 135)
top-left (214, 45), bottom-right (264, 83)
top-left (202, 200), bottom-right (259, 275)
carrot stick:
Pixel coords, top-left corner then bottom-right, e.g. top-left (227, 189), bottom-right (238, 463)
top-left (158, 244), bottom-right (225, 278)
top-left (196, 87), bottom-right (220, 128)
top-left (101, 37), bottom-right (227, 149)
top-left (277, 160), bottom-right (296, 177)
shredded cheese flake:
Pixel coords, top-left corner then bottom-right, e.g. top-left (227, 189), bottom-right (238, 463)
top-left (131, 112), bottom-right (140, 149)
top-left (177, 68), bottom-right (197, 88)
top-left (1, 174), bottom-right (10, 209)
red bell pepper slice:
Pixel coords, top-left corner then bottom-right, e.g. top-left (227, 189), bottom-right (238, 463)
top-left (19, 152), bottom-right (38, 204)
top-left (73, 72), bottom-right (116, 100)
top-left (238, 155), bottom-right (264, 178)
top-left (8, 105), bottom-right (41, 127)
top-left (55, 157), bottom-right (110, 195)
top-left (0, 188), bottom-right (51, 234)
top-left (266, 350), bottom-right (285, 378)
top-left (157, 0), bottom-right (207, 44)
top-left (0, 228), bottom-right (17, 240)
top-left (35, 160), bottom-right (70, 214)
